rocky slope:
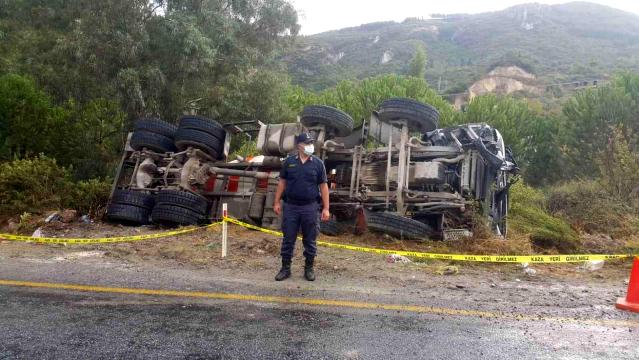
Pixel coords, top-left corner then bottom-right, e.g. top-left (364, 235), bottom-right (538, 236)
top-left (284, 2), bottom-right (639, 92)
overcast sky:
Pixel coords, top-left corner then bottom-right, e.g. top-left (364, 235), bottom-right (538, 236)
top-left (292, 0), bottom-right (639, 35)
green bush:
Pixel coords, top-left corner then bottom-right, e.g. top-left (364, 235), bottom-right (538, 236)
top-left (508, 182), bottom-right (580, 252)
top-left (0, 155), bottom-right (73, 215)
top-left (66, 179), bottom-right (112, 219)
top-left (0, 155), bottom-right (111, 217)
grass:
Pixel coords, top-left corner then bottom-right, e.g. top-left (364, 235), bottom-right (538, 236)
top-left (547, 180), bottom-right (639, 239)
top-left (507, 182), bottom-right (581, 252)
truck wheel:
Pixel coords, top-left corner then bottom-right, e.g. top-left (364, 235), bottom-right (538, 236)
top-left (320, 219), bottom-right (346, 236)
top-left (174, 128), bottom-right (224, 159)
top-left (151, 204), bottom-right (204, 226)
top-left (111, 190), bottom-right (155, 210)
top-left (134, 118), bottom-right (178, 138)
top-left (156, 189), bottom-right (209, 214)
top-left (366, 212), bottom-right (432, 240)
top-left (301, 105), bottom-right (354, 137)
top-left (178, 116), bottom-right (226, 142)
top-left (377, 98), bottom-right (439, 133)
top-left (106, 203), bottom-right (151, 225)
top-left (130, 131), bottom-right (177, 153)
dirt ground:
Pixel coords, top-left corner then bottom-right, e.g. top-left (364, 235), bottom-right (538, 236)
top-left (0, 219), bottom-right (632, 277)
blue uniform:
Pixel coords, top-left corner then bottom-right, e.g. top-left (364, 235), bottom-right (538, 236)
top-left (279, 154), bottom-right (327, 260)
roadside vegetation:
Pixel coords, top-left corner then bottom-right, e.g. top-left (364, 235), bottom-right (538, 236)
top-left (1, 1), bottom-right (638, 254)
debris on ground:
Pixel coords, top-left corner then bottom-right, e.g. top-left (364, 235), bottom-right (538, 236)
top-left (60, 209), bottom-right (78, 223)
top-left (386, 254), bottom-right (412, 263)
top-left (53, 251), bottom-right (105, 261)
top-left (45, 212), bottom-right (62, 223)
top-left (519, 262), bottom-right (537, 276)
top-left (579, 260), bottom-right (605, 272)
top-left (31, 228), bottom-right (43, 238)
top-left (80, 215), bottom-right (92, 224)
top-left (436, 265), bottom-right (459, 275)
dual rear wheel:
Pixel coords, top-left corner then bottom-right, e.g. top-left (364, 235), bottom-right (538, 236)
top-left (129, 116), bottom-right (226, 159)
top-left (107, 189), bottom-right (210, 226)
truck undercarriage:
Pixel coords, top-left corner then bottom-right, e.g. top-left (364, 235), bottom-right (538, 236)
top-left (107, 98), bottom-right (518, 241)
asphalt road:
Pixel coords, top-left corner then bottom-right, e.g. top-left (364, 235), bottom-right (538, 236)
top-left (0, 254), bottom-right (638, 359)
top-left (0, 285), bottom-right (522, 359)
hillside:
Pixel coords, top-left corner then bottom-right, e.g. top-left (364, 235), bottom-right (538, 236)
top-left (283, 2), bottom-right (639, 92)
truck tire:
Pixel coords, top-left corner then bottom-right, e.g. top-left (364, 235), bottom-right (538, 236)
top-left (366, 212), bottom-right (432, 240)
top-left (319, 219), bottom-right (346, 236)
top-left (151, 204), bottom-right (203, 226)
top-left (130, 130), bottom-right (177, 153)
top-left (111, 190), bottom-right (155, 210)
top-left (301, 105), bottom-right (354, 137)
top-left (377, 98), bottom-right (439, 133)
top-left (134, 118), bottom-right (178, 138)
top-left (156, 189), bottom-right (209, 214)
top-left (178, 116), bottom-right (226, 142)
top-left (106, 203), bottom-right (151, 225)
top-left (174, 128), bottom-right (224, 159)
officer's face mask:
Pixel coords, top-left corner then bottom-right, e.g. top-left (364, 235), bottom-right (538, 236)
top-left (303, 144), bottom-right (314, 156)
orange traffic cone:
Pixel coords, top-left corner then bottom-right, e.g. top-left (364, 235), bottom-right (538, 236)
top-left (616, 257), bottom-right (639, 312)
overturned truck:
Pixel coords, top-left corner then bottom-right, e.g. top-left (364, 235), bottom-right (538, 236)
top-left (107, 98), bottom-right (518, 240)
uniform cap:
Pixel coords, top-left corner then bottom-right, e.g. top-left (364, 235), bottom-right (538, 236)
top-left (295, 133), bottom-right (314, 144)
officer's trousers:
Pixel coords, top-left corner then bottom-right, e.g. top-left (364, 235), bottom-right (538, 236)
top-left (280, 202), bottom-right (319, 260)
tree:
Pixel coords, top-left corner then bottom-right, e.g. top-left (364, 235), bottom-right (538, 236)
top-left (597, 126), bottom-right (639, 198)
top-left (561, 85), bottom-right (636, 178)
top-left (408, 44), bottom-right (427, 79)
top-left (0, 0), bottom-right (301, 178)
top-left (0, 74), bottom-right (127, 179)
top-left (0, 74), bottom-right (73, 161)
top-left (68, 98), bottom-right (127, 179)
top-left (0, 0), bottom-right (300, 124)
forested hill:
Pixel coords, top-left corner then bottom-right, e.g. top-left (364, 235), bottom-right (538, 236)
top-left (283, 2), bottom-right (639, 91)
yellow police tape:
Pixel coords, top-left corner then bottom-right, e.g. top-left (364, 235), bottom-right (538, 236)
top-left (0, 222), bottom-right (223, 244)
top-left (223, 217), bottom-right (634, 263)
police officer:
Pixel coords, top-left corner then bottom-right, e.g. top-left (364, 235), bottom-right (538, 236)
top-left (273, 133), bottom-right (330, 281)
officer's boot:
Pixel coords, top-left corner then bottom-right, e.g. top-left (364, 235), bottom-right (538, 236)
top-left (304, 257), bottom-right (315, 281)
top-left (275, 258), bottom-right (292, 281)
